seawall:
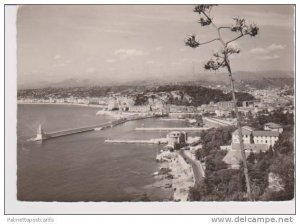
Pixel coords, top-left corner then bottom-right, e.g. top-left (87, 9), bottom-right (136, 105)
top-left (203, 117), bottom-right (235, 127)
top-left (31, 114), bottom-right (161, 141)
top-left (135, 127), bottom-right (209, 131)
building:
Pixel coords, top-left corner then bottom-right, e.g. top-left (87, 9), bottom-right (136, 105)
top-left (129, 105), bottom-right (151, 113)
top-left (232, 126), bottom-right (254, 144)
top-left (36, 124), bottom-right (48, 140)
top-left (217, 101), bottom-right (235, 110)
top-left (242, 100), bottom-right (260, 108)
top-left (238, 107), bottom-right (253, 116)
top-left (166, 131), bottom-right (187, 150)
top-left (264, 122), bottom-right (283, 133)
top-left (108, 99), bottom-right (119, 111)
top-left (224, 123), bottom-right (281, 168)
top-left (253, 131), bottom-right (279, 147)
top-left (215, 109), bottom-right (231, 117)
top-left (231, 125), bottom-right (280, 147)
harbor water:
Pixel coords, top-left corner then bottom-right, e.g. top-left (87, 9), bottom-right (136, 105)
top-left (17, 104), bottom-right (192, 201)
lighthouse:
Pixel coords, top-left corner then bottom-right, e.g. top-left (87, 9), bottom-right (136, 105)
top-left (36, 124), bottom-right (47, 140)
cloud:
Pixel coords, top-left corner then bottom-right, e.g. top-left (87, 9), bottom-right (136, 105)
top-left (86, 67), bottom-right (96, 73)
top-left (171, 62), bottom-right (181, 65)
top-left (249, 48), bottom-right (269, 54)
top-left (53, 59), bottom-right (71, 68)
top-left (52, 63), bottom-right (66, 68)
top-left (267, 44), bottom-right (286, 51)
top-left (105, 59), bottom-right (116, 63)
top-left (260, 54), bottom-right (280, 60)
top-left (77, 26), bottom-right (139, 35)
top-left (146, 60), bottom-right (156, 64)
top-left (114, 48), bottom-right (145, 57)
top-left (53, 54), bottom-right (62, 60)
top-left (250, 44), bottom-right (286, 55)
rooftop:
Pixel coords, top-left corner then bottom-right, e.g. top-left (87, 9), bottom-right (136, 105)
top-left (264, 122), bottom-right (283, 128)
top-left (253, 131), bottom-right (280, 137)
top-left (232, 126), bottom-right (254, 135)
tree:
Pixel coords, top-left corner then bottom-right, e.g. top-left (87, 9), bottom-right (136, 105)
top-left (247, 151), bottom-right (255, 164)
top-left (185, 5), bottom-right (259, 201)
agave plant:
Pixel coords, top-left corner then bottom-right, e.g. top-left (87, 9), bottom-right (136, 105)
top-left (185, 4), bottom-right (259, 201)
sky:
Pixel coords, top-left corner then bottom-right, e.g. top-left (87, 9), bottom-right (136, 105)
top-left (17, 5), bottom-right (295, 88)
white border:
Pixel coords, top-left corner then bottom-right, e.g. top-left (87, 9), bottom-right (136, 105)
top-left (3, 2), bottom-right (297, 216)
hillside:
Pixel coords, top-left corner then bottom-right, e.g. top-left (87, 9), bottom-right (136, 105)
top-left (18, 85), bottom-right (255, 107)
top-left (149, 85), bottom-right (255, 106)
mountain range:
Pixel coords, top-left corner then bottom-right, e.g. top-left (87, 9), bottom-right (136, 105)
top-left (18, 70), bottom-right (294, 90)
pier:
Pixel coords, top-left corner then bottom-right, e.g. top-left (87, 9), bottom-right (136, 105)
top-left (135, 127), bottom-right (209, 131)
top-left (30, 114), bottom-right (161, 141)
top-left (203, 117), bottom-right (236, 127)
top-left (104, 138), bottom-right (168, 144)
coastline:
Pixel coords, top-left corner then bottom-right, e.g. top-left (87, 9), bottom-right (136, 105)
top-left (17, 102), bottom-right (105, 108)
top-left (18, 102), bottom-right (126, 120)
top-left (19, 102), bottom-right (194, 201)
top-left (153, 151), bottom-right (195, 201)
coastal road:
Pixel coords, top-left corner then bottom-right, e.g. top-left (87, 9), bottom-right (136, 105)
top-left (179, 149), bottom-right (204, 184)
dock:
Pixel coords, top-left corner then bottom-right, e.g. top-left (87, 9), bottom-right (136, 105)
top-left (203, 117), bottom-right (236, 127)
top-left (30, 114), bottom-right (162, 141)
top-left (135, 127), bottom-right (209, 131)
top-left (104, 138), bottom-right (168, 144)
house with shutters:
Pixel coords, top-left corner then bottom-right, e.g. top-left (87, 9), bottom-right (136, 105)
top-left (253, 130), bottom-right (280, 147)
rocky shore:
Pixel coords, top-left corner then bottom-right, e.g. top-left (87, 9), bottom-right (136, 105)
top-left (153, 150), bottom-right (195, 201)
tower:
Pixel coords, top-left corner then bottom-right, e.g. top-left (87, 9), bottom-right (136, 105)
top-left (36, 124), bottom-right (47, 140)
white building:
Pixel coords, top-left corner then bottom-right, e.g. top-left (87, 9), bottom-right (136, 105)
top-left (253, 131), bottom-right (279, 147)
top-left (217, 101), bottom-right (235, 110)
top-left (108, 99), bottom-right (119, 110)
top-left (232, 125), bottom-right (280, 147)
top-left (215, 109), bottom-right (231, 117)
top-left (129, 105), bottom-right (151, 113)
top-left (166, 131), bottom-right (187, 150)
top-left (225, 123), bottom-right (282, 169)
top-left (232, 126), bottom-right (254, 144)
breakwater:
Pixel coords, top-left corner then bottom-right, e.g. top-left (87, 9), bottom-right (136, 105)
top-left (135, 127), bottom-right (209, 131)
top-left (203, 117), bottom-right (236, 127)
top-left (30, 114), bottom-right (162, 141)
top-left (104, 138), bottom-right (168, 144)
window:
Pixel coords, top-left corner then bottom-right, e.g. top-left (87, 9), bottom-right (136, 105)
top-left (265, 140), bottom-right (268, 143)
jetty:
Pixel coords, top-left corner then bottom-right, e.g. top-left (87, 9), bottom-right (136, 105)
top-left (29, 114), bottom-right (162, 142)
top-left (203, 117), bottom-right (236, 127)
top-left (104, 138), bottom-right (168, 144)
top-left (135, 127), bottom-right (209, 131)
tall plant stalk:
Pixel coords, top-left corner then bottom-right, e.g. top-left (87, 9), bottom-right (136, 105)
top-left (185, 5), bottom-right (259, 201)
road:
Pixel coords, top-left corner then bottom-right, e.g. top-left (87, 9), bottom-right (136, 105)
top-left (179, 149), bottom-right (205, 184)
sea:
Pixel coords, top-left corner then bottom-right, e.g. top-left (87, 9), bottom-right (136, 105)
top-left (17, 104), bottom-right (190, 202)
